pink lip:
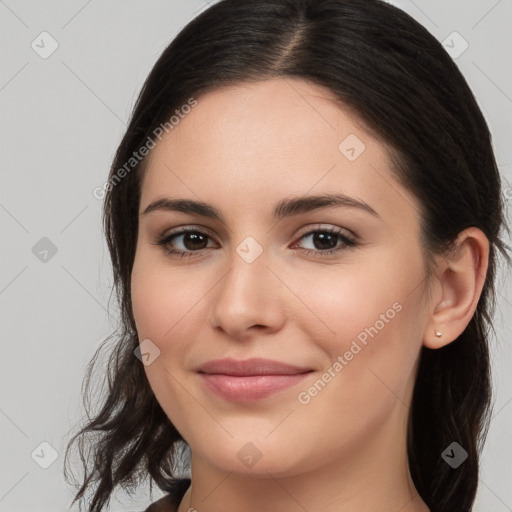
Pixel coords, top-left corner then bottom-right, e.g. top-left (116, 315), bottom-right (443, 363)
top-left (197, 357), bottom-right (312, 376)
top-left (199, 373), bottom-right (312, 401)
top-left (197, 358), bottom-right (314, 402)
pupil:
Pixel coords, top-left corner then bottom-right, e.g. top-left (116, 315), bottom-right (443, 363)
top-left (181, 232), bottom-right (338, 251)
top-left (314, 232), bottom-right (337, 250)
top-left (185, 233), bottom-right (207, 250)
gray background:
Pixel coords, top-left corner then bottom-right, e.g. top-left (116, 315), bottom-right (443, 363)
top-left (1, 0), bottom-right (511, 510)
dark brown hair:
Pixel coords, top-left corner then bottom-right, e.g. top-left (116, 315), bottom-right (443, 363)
top-left (64, 1), bottom-right (511, 510)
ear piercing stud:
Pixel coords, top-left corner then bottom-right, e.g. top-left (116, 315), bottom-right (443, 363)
top-left (434, 330), bottom-right (442, 338)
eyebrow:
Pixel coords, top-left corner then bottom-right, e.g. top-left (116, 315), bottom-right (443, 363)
top-left (141, 194), bottom-right (380, 222)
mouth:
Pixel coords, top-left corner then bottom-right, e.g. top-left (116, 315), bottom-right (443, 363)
top-left (197, 357), bottom-right (313, 376)
top-left (196, 358), bottom-right (314, 402)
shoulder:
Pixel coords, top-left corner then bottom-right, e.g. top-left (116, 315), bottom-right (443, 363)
top-left (143, 477), bottom-right (191, 512)
top-left (144, 494), bottom-right (177, 512)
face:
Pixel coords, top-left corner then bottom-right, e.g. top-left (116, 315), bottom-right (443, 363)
top-left (131, 77), bottom-right (431, 478)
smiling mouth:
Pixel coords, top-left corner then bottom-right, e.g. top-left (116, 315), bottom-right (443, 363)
top-left (198, 371), bottom-right (314, 402)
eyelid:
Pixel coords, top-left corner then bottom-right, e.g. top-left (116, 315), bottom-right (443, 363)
top-left (159, 223), bottom-right (356, 244)
top-left (294, 223), bottom-right (356, 239)
top-left (161, 224), bottom-right (217, 239)
top-left (155, 222), bottom-right (358, 260)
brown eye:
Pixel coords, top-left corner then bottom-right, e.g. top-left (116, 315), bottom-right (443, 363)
top-left (154, 226), bottom-right (357, 259)
top-left (155, 229), bottom-right (216, 258)
top-left (294, 228), bottom-right (357, 257)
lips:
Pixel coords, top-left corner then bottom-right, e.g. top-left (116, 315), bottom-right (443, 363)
top-left (196, 357), bottom-right (313, 376)
top-left (196, 358), bottom-right (314, 401)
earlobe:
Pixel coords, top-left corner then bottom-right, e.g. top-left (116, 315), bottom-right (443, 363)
top-left (423, 228), bottom-right (489, 349)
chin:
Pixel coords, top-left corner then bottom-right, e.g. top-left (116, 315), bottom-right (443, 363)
top-left (196, 435), bottom-right (308, 478)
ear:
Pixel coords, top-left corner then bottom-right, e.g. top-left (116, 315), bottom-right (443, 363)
top-left (423, 227), bottom-right (490, 349)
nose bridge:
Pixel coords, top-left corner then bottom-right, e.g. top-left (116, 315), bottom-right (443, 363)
top-left (209, 235), bottom-right (285, 336)
top-left (219, 238), bottom-right (272, 310)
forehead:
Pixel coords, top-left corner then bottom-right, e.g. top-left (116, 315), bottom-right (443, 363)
top-left (139, 77), bottom-right (420, 227)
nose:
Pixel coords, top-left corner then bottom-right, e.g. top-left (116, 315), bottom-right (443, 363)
top-left (208, 248), bottom-right (287, 341)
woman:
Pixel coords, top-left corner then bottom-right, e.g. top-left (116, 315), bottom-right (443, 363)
top-left (64, 0), bottom-right (510, 511)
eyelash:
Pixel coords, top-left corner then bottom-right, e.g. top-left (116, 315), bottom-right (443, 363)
top-left (154, 225), bottom-right (357, 259)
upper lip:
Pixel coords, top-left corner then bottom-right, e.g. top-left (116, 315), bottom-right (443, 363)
top-left (197, 357), bottom-right (313, 376)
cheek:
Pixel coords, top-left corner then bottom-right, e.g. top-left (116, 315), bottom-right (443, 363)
top-left (130, 268), bottom-right (164, 341)
top-left (130, 256), bottom-right (207, 432)
top-left (296, 249), bottom-right (421, 342)
top-left (131, 253), bottom-right (204, 344)
top-left (297, 249), bottom-right (426, 396)
top-left (286, 269), bottom-right (425, 460)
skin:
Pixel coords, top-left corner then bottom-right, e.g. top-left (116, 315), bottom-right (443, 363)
top-left (131, 77), bottom-right (489, 512)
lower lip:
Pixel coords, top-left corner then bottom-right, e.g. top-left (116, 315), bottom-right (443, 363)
top-left (199, 372), bottom-right (312, 401)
